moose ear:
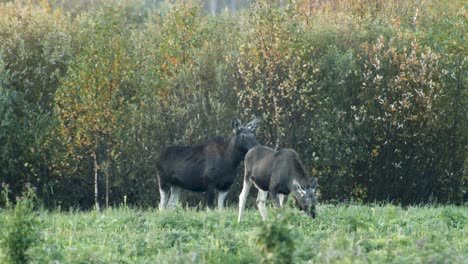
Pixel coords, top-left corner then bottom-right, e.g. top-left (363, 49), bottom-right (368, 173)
top-left (310, 177), bottom-right (318, 191)
top-left (246, 117), bottom-right (262, 132)
top-left (232, 118), bottom-right (242, 133)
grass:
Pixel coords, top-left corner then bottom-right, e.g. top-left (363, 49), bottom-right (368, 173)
top-left (1, 204), bottom-right (467, 263)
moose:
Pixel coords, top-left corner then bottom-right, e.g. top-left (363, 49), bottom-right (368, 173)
top-left (156, 118), bottom-right (261, 210)
top-left (238, 146), bottom-right (318, 222)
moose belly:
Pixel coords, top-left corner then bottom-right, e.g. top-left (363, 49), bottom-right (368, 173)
top-left (252, 176), bottom-right (270, 191)
top-left (215, 178), bottom-right (235, 191)
top-left (172, 177), bottom-right (207, 192)
top-left (170, 169), bottom-right (207, 192)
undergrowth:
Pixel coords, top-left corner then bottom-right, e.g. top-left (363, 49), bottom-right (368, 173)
top-left (0, 203), bottom-right (465, 263)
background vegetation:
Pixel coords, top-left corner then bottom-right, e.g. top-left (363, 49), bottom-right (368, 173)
top-left (0, 0), bottom-right (466, 209)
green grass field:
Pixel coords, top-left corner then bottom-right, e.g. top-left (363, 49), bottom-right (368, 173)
top-left (1, 204), bottom-right (467, 263)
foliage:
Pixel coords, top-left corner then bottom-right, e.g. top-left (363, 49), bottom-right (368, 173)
top-left (0, 0), bottom-right (466, 208)
top-left (353, 33), bottom-right (465, 203)
top-left (0, 183), bottom-right (43, 264)
top-left (54, 3), bottom-right (141, 209)
top-left (0, 0), bottom-right (71, 110)
top-left (0, 0), bottom-right (71, 206)
top-left (237, 0), bottom-right (318, 149)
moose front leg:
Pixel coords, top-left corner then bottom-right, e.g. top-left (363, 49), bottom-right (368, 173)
top-left (270, 191), bottom-right (282, 209)
top-left (167, 186), bottom-right (181, 209)
top-left (206, 187), bottom-right (216, 211)
top-left (278, 194), bottom-right (286, 207)
top-left (270, 186), bottom-right (283, 209)
top-left (217, 190), bottom-right (229, 210)
top-left (158, 183), bottom-right (170, 210)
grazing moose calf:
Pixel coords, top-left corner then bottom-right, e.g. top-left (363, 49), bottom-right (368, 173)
top-left (156, 118), bottom-right (261, 210)
top-left (238, 146), bottom-right (318, 222)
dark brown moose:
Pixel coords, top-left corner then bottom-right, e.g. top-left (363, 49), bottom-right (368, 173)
top-left (238, 146), bottom-right (318, 222)
top-left (156, 118), bottom-right (261, 210)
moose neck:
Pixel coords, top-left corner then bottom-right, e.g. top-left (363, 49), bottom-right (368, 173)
top-left (225, 136), bottom-right (245, 167)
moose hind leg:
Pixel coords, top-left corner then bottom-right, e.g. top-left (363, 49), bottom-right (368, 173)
top-left (217, 190), bottom-right (229, 210)
top-left (167, 186), bottom-right (182, 209)
top-left (256, 190), bottom-right (269, 221)
top-left (238, 179), bottom-right (252, 223)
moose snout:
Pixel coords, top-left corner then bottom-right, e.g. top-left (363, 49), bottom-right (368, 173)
top-left (310, 206), bottom-right (317, 218)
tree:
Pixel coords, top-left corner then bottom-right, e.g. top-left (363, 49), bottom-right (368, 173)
top-left (54, 6), bottom-right (136, 210)
top-left (0, 1), bottom-right (71, 203)
top-left (237, 0), bottom-right (318, 149)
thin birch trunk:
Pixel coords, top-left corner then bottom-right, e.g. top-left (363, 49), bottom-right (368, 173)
top-left (93, 149), bottom-right (100, 212)
top-left (105, 140), bottom-right (110, 209)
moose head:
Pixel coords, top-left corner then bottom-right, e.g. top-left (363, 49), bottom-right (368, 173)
top-left (231, 117), bottom-right (261, 154)
top-left (292, 177), bottom-right (318, 218)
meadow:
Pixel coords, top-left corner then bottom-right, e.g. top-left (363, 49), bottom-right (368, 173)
top-left (1, 202), bottom-right (466, 263)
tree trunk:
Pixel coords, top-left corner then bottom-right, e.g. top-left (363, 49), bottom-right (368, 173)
top-left (105, 140), bottom-right (111, 209)
top-left (105, 169), bottom-right (109, 209)
top-left (93, 149), bottom-right (100, 212)
top-left (272, 95), bottom-right (281, 149)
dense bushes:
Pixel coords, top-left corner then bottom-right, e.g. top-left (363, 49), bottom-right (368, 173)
top-left (0, 0), bottom-right (466, 209)
top-left (0, 1), bottom-right (72, 206)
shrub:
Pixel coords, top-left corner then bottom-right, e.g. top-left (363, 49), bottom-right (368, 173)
top-left (0, 0), bottom-right (72, 207)
top-left (0, 183), bottom-right (43, 263)
top-left (256, 210), bottom-right (297, 264)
